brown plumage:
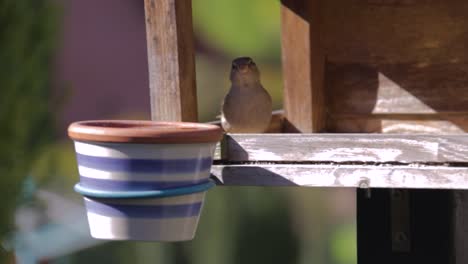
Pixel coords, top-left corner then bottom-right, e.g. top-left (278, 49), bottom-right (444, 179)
top-left (221, 57), bottom-right (272, 133)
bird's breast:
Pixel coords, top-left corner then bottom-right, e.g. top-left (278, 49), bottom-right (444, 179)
top-left (221, 86), bottom-right (272, 133)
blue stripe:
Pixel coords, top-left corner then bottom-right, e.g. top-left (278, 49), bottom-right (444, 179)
top-left (76, 154), bottom-right (212, 174)
top-left (85, 200), bottom-right (202, 218)
top-left (74, 180), bottom-right (215, 199)
top-left (80, 176), bottom-right (209, 191)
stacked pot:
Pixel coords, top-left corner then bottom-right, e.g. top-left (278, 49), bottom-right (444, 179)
top-left (68, 120), bottom-right (223, 241)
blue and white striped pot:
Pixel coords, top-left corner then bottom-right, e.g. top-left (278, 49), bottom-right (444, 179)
top-left (83, 191), bottom-right (207, 241)
top-left (68, 120), bottom-right (223, 241)
top-left (74, 141), bottom-right (216, 192)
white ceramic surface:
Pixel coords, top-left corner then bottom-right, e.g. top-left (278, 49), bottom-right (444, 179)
top-left (74, 141), bottom-right (217, 192)
top-left (84, 192), bottom-right (206, 241)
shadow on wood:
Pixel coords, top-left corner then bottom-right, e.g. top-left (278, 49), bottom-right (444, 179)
top-left (212, 166), bottom-right (299, 187)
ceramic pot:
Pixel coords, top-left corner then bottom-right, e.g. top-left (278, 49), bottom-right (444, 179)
top-left (68, 120), bottom-right (223, 241)
top-left (76, 182), bottom-right (214, 241)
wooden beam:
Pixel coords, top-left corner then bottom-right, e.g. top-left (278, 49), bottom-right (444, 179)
top-left (212, 134), bottom-right (468, 188)
top-left (321, 0), bottom-right (468, 64)
top-left (214, 134), bottom-right (468, 163)
top-left (211, 164), bottom-right (468, 189)
top-left (144, 0), bottom-right (197, 122)
top-left (327, 63), bottom-right (468, 115)
top-left (328, 114), bottom-right (468, 134)
top-left (281, 0), bottom-right (326, 132)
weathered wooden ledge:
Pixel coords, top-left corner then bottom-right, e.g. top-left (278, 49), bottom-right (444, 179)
top-left (211, 134), bottom-right (468, 189)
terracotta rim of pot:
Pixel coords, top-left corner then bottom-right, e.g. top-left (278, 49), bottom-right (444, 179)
top-left (68, 120), bottom-right (223, 143)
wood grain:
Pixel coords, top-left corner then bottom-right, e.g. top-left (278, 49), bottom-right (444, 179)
top-left (327, 63), bottom-right (468, 115)
top-left (144, 0), bottom-right (198, 122)
top-left (214, 134), bottom-right (468, 163)
top-left (321, 0), bottom-right (468, 64)
top-left (211, 164), bottom-right (468, 189)
top-left (315, 1), bottom-right (468, 262)
top-left (328, 114), bottom-right (468, 133)
top-left (281, 0), bottom-right (326, 132)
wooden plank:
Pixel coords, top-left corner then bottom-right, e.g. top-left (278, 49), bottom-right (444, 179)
top-left (327, 63), bottom-right (468, 114)
top-left (328, 115), bottom-right (468, 133)
top-left (214, 134), bottom-right (468, 163)
top-left (211, 164), bottom-right (468, 189)
top-left (144, 0), bottom-right (198, 122)
top-left (321, 0), bottom-right (468, 64)
top-left (281, 0), bottom-right (326, 132)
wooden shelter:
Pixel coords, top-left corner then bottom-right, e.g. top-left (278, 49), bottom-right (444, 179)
top-left (144, 0), bottom-right (468, 263)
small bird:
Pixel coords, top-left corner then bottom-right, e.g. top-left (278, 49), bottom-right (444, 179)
top-left (221, 57), bottom-right (272, 133)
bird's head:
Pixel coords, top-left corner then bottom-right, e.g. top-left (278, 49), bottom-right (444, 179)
top-left (229, 57), bottom-right (260, 84)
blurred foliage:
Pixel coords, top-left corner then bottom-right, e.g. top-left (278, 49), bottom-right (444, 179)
top-left (31, 141), bottom-right (78, 189)
top-left (0, 0), bottom-right (58, 260)
top-left (330, 225), bottom-right (357, 264)
top-left (192, 0), bottom-right (281, 62)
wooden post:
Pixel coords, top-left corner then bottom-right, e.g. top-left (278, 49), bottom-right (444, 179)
top-left (144, 0), bottom-right (198, 122)
top-left (280, 0), bottom-right (326, 133)
top-left (143, 0), bottom-right (197, 259)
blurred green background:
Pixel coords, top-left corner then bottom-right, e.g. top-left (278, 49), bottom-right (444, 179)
top-left (0, 0), bottom-right (356, 263)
